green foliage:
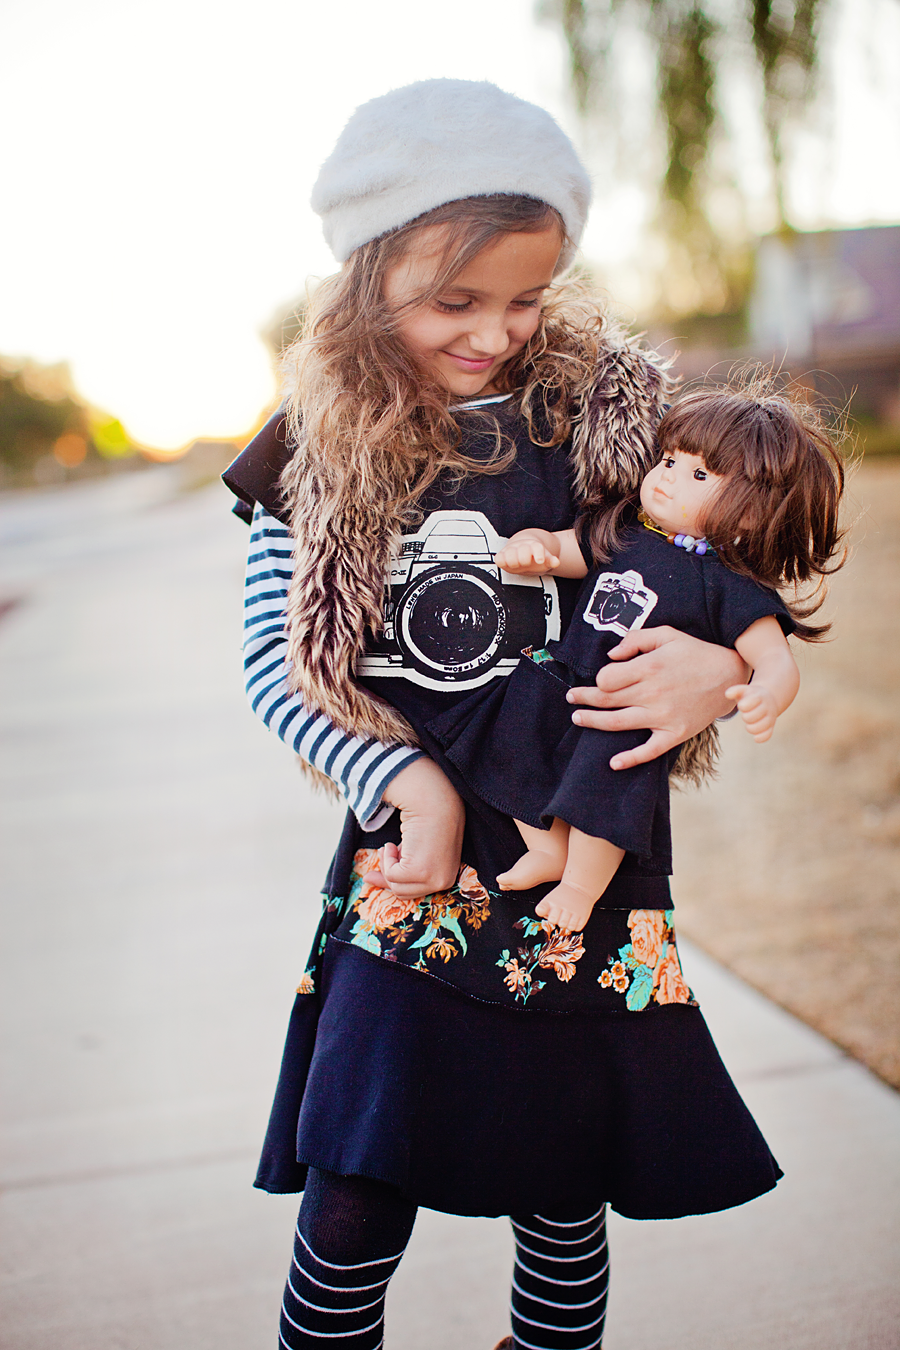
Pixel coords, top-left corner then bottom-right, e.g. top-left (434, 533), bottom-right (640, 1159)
top-left (0, 363), bottom-right (89, 469)
top-left (0, 358), bottom-right (141, 486)
top-left (550, 0), bottom-right (826, 218)
top-left (751, 0), bottom-right (823, 224)
top-left (560, 0), bottom-right (595, 113)
top-left (91, 415), bottom-right (132, 459)
top-left (543, 0), bottom-right (829, 311)
top-left (657, 6), bottom-right (717, 215)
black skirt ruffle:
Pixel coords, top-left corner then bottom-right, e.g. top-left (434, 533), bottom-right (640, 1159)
top-left (255, 938), bottom-right (782, 1220)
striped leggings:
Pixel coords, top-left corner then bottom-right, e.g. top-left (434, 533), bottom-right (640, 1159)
top-left (280, 1169), bottom-right (609, 1350)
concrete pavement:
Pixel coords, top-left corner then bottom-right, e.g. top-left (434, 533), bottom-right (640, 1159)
top-left (1, 473), bottom-right (898, 1350)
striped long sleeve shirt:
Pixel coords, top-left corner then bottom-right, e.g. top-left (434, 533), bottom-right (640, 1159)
top-left (243, 502), bottom-right (422, 830)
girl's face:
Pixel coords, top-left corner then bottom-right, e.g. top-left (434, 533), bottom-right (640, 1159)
top-left (640, 448), bottom-right (725, 538)
top-left (383, 224), bottom-right (562, 397)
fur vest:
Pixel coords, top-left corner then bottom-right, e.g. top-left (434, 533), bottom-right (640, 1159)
top-left (224, 337), bottom-right (715, 790)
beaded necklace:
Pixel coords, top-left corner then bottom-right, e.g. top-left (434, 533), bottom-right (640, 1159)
top-left (638, 509), bottom-right (713, 556)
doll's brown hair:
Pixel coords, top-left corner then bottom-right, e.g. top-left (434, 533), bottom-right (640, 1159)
top-left (655, 378), bottom-right (848, 641)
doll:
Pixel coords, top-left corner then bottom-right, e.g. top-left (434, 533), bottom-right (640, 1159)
top-left (433, 381), bottom-right (846, 932)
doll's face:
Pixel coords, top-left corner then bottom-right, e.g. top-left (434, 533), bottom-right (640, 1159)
top-left (640, 449), bottom-right (725, 538)
top-left (382, 224), bottom-right (561, 397)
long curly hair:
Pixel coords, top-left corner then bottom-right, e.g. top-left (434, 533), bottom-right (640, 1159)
top-left (279, 195), bottom-right (622, 534)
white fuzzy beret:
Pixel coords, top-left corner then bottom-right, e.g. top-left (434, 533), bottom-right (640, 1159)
top-left (311, 79), bottom-right (592, 273)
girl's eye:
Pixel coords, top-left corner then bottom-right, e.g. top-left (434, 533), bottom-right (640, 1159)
top-left (435, 299), bottom-right (472, 313)
top-left (693, 468), bottom-right (707, 481)
top-left (511, 297), bottom-right (541, 309)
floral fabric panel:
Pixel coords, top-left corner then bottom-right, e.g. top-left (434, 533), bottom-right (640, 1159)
top-left (346, 848), bottom-right (491, 968)
top-left (301, 850), bottom-right (697, 1014)
top-left (597, 908), bottom-right (696, 1010)
top-left (499, 909), bottom-right (694, 1009)
top-left (496, 919), bottom-right (586, 1004)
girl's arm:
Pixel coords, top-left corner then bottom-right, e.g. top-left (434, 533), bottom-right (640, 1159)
top-left (727, 616), bottom-right (800, 742)
top-left (244, 504), bottom-right (465, 897)
top-left (495, 527), bottom-right (588, 579)
top-left (244, 504), bottom-right (424, 829)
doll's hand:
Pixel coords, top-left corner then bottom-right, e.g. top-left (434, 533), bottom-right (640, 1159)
top-left (725, 683), bottom-right (778, 742)
top-left (495, 540), bottom-right (560, 574)
top-left (567, 626), bottom-right (747, 770)
top-left (363, 757), bottom-right (465, 899)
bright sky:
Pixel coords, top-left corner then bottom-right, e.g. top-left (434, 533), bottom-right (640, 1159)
top-left (1, 0), bottom-right (898, 450)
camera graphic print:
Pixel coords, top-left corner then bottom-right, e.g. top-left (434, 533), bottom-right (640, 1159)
top-left (358, 510), bottom-right (561, 691)
top-left (583, 569), bottom-right (658, 637)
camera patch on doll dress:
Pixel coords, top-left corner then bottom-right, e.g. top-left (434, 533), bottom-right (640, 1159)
top-left (582, 569), bottom-right (658, 638)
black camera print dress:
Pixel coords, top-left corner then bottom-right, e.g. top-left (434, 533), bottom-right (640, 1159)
top-left (227, 399), bottom-right (784, 1222)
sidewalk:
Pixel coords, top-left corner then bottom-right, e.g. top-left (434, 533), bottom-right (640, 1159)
top-left (1, 476), bottom-right (898, 1350)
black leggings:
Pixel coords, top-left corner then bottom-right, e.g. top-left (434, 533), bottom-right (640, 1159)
top-left (279, 1169), bottom-right (609, 1350)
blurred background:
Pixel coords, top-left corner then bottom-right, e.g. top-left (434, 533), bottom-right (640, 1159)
top-left (3, 0), bottom-right (897, 1079)
top-left (1, 2), bottom-right (899, 1347)
top-left (2, 0), bottom-right (899, 475)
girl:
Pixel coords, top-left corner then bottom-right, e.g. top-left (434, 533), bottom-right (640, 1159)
top-left (431, 382), bottom-right (846, 933)
top-left (225, 79), bottom-right (785, 1350)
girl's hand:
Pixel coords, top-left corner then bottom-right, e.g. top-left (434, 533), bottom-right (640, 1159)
top-left (495, 539), bottom-right (560, 575)
top-left (567, 626), bottom-right (748, 770)
top-left (363, 757), bottom-right (465, 899)
top-left (725, 683), bottom-right (778, 742)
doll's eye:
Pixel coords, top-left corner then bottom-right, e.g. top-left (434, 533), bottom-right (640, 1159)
top-left (693, 467), bottom-right (707, 480)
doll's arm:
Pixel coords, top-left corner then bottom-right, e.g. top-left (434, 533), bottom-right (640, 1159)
top-left (495, 528), bottom-right (588, 579)
top-left (727, 616), bottom-right (800, 743)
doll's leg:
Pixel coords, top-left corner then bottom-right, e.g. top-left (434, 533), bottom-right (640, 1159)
top-left (535, 829), bottom-right (625, 932)
top-left (496, 818), bottom-right (570, 890)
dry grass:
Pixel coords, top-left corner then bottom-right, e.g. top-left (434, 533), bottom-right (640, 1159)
top-left (671, 459), bottom-right (900, 1089)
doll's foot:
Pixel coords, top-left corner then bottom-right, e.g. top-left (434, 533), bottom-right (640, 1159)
top-left (535, 882), bottom-right (595, 932)
top-left (497, 850), bottom-right (564, 891)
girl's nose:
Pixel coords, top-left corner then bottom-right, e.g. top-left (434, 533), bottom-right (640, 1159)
top-left (468, 311), bottom-right (510, 356)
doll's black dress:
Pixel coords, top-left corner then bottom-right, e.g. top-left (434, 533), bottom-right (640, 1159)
top-left (431, 524), bottom-right (793, 875)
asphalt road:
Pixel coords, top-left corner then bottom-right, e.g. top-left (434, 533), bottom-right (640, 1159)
top-left (1, 472), bottom-right (898, 1350)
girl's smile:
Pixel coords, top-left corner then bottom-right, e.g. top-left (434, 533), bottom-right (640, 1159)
top-left (444, 353), bottom-right (495, 374)
top-left (640, 448), bottom-right (725, 538)
top-left (383, 224), bottom-right (562, 396)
